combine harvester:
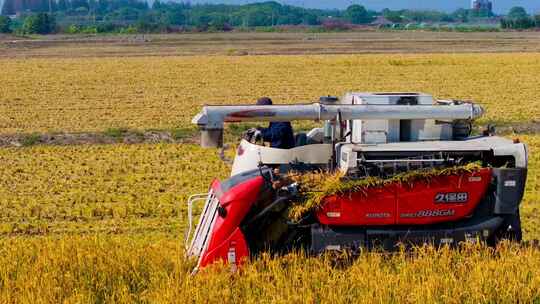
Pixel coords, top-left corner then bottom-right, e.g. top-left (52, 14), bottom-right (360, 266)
top-left (186, 92), bottom-right (528, 272)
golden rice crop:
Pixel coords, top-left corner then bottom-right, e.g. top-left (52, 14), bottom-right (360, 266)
top-left (520, 135), bottom-right (540, 239)
top-left (1, 53), bottom-right (540, 134)
top-left (1, 52), bottom-right (540, 302)
top-left (0, 236), bottom-right (540, 303)
top-left (0, 143), bottom-right (230, 236)
top-left (0, 137), bottom-right (536, 303)
top-left (0, 139), bottom-right (536, 303)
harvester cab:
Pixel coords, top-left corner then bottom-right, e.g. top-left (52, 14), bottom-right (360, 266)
top-left (186, 92), bottom-right (528, 272)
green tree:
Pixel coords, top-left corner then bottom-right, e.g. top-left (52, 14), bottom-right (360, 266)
top-left (534, 14), bottom-right (540, 27)
top-left (507, 6), bottom-right (528, 20)
top-left (193, 14), bottom-right (211, 29)
top-left (451, 8), bottom-right (469, 23)
top-left (304, 13), bottom-right (319, 25)
top-left (345, 4), bottom-right (370, 24)
top-left (152, 0), bottom-right (162, 10)
top-left (501, 15), bottom-right (536, 29)
top-left (57, 0), bottom-right (68, 11)
top-left (166, 9), bottom-right (186, 26)
top-left (514, 17), bottom-right (535, 28)
top-left (0, 16), bottom-right (11, 33)
top-left (242, 8), bottom-right (272, 27)
top-left (22, 13), bottom-right (56, 34)
top-left (470, 8), bottom-right (492, 18)
top-left (276, 13), bottom-right (302, 26)
top-left (382, 9), bottom-right (403, 23)
top-left (402, 10), bottom-right (451, 22)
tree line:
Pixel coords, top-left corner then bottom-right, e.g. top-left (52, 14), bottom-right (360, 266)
top-left (500, 6), bottom-right (540, 29)
top-left (0, 0), bottom-right (539, 35)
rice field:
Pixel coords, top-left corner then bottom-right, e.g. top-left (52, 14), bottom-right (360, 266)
top-left (1, 53), bottom-right (540, 134)
top-left (0, 50), bottom-right (539, 303)
top-left (0, 135), bottom-right (537, 238)
top-left (0, 144), bottom-right (229, 236)
top-left (1, 237), bottom-right (540, 303)
top-left (0, 135), bottom-right (537, 302)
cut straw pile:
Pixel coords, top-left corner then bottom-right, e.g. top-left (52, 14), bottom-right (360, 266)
top-left (287, 163), bottom-right (483, 221)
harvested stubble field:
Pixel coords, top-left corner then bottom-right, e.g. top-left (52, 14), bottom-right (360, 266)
top-left (1, 43), bottom-right (540, 302)
top-left (3, 31), bottom-right (540, 58)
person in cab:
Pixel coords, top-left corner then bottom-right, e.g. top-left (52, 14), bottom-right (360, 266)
top-left (245, 97), bottom-right (295, 149)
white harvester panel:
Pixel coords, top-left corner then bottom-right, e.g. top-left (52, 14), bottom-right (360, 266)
top-left (336, 136), bottom-right (528, 175)
top-left (231, 140), bottom-right (333, 176)
top-left (342, 93), bottom-right (452, 144)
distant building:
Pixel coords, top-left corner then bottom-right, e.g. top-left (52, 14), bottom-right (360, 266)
top-left (471, 0), bottom-right (493, 13)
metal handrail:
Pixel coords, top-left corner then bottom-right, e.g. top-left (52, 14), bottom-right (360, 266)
top-left (185, 193), bottom-right (210, 250)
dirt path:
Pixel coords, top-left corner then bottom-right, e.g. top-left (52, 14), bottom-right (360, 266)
top-left (0, 130), bottom-right (198, 147)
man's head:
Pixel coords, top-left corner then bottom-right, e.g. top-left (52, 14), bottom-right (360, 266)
top-left (257, 97), bottom-right (273, 105)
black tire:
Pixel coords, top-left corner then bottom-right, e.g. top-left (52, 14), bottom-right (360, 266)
top-left (490, 212), bottom-right (522, 245)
